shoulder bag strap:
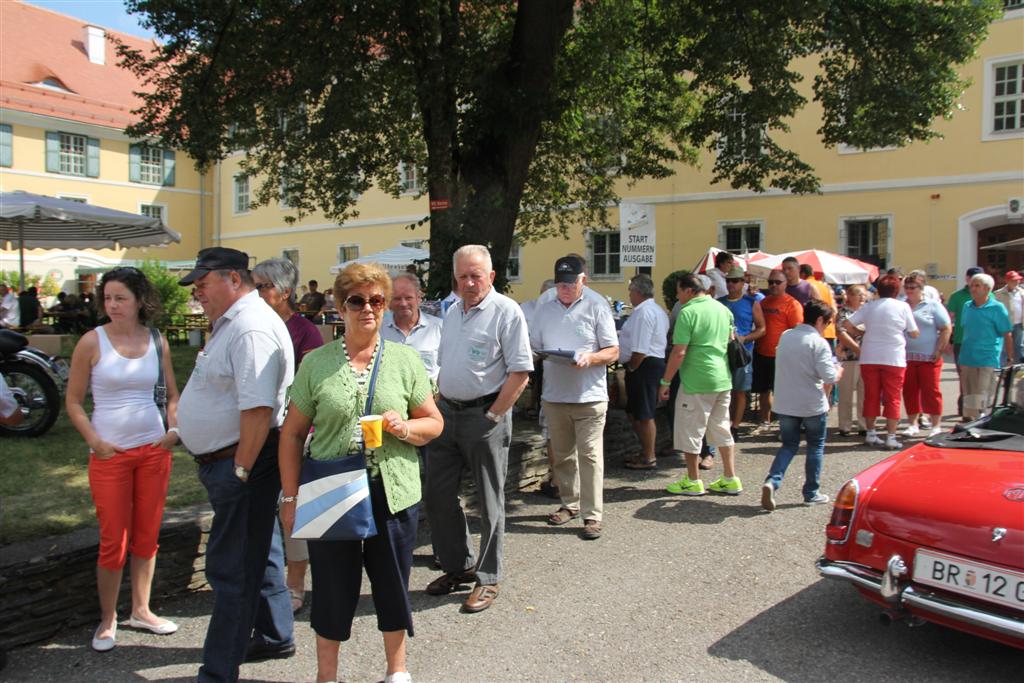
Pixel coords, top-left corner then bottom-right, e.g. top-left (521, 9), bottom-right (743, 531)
top-left (151, 327), bottom-right (168, 428)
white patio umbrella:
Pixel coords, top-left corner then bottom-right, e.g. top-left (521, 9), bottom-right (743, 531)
top-left (0, 191), bottom-right (181, 289)
top-left (330, 245), bottom-right (429, 274)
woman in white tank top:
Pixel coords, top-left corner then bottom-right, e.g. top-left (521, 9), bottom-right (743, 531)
top-left (66, 267), bottom-right (181, 652)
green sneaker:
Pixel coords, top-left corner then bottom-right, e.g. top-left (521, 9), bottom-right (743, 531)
top-left (666, 476), bottom-right (706, 496)
top-left (708, 476), bottom-right (743, 495)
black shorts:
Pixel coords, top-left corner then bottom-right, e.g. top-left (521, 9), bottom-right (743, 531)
top-left (751, 352), bottom-right (776, 393)
top-left (625, 356), bottom-right (665, 420)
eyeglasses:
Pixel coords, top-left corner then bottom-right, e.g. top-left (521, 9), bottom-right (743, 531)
top-left (903, 284), bottom-right (920, 290)
top-left (767, 279), bottom-right (785, 285)
top-left (726, 278), bottom-right (744, 283)
top-left (254, 282), bottom-right (276, 291)
top-left (344, 294), bottom-right (387, 311)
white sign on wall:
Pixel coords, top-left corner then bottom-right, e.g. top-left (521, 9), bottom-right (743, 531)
top-left (619, 202), bottom-right (655, 267)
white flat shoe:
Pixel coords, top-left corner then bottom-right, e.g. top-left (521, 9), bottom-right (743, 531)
top-left (91, 623), bottom-right (116, 652)
top-left (127, 615), bottom-right (178, 635)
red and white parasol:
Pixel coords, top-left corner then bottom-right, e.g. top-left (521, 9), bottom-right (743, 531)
top-left (746, 249), bottom-right (880, 285)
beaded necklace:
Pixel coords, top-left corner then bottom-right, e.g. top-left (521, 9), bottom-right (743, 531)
top-left (340, 336), bottom-right (379, 454)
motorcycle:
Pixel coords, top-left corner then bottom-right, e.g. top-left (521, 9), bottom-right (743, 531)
top-left (0, 329), bottom-right (67, 437)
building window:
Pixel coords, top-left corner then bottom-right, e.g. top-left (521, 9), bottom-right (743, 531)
top-left (0, 124), bottom-right (11, 167)
top-left (718, 222), bottom-right (763, 253)
top-left (717, 104), bottom-right (764, 162)
top-left (399, 162), bottom-right (420, 194)
top-left (233, 175), bottom-right (250, 214)
top-left (506, 241), bottom-right (521, 282)
top-left (139, 203), bottom-right (166, 224)
top-left (400, 239), bottom-right (426, 249)
top-left (590, 231), bottom-right (621, 279)
top-left (338, 244), bottom-right (359, 264)
top-left (60, 133), bottom-right (86, 176)
top-left (282, 249), bottom-right (300, 272)
top-left (129, 144), bottom-right (175, 186)
top-left (842, 217), bottom-right (890, 270)
top-left (983, 55), bottom-right (1024, 141)
top-left (45, 131), bottom-right (99, 177)
top-left (1006, 1), bottom-right (1023, 11)
top-left (994, 61), bottom-right (1023, 133)
top-left (57, 195), bottom-right (87, 203)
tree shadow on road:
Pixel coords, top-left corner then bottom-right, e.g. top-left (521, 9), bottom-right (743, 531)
top-left (708, 579), bottom-right (1020, 681)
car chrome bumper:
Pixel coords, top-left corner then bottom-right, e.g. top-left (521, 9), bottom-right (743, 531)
top-left (816, 557), bottom-right (1024, 640)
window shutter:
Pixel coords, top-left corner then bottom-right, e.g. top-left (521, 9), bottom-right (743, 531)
top-left (45, 131), bottom-right (60, 172)
top-left (163, 149), bottom-right (176, 186)
top-left (838, 222), bottom-right (848, 254)
top-left (86, 137), bottom-right (100, 177)
top-left (0, 125), bottom-right (11, 167)
top-left (758, 224), bottom-right (766, 252)
top-left (128, 144), bottom-right (141, 182)
top-left (717, 224), bottom-right (727, 249)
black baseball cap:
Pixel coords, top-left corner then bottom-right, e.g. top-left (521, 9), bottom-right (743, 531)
top-left (179, 247), bottom-right (250, 285)
top-left (554, 256), bottom-right (584, 284)
top-left (965, 266), bottom-right (984, 279)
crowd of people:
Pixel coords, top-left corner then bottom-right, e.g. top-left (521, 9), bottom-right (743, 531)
top-left (57, 244), bottom-right (1020, 683)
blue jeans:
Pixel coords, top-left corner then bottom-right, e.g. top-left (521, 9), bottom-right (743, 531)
top-left (197, 431), bottom-right (294, 683)
top-left (1003, 323), bottom-right (1023, 366)
top-left (765, 413), bottom-right (827, 502)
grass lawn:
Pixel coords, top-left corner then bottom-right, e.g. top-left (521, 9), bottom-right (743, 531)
top-left (0, 344), bottom-right (208, 545)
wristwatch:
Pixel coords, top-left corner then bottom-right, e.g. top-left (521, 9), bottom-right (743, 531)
top-left (234, 463), bottom-right (250, 482)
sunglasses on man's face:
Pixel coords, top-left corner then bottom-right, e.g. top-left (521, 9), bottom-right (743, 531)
top-left (767, 279), bottom-right (785, 285)
top-left (344, 294), bottom-right (387, 311)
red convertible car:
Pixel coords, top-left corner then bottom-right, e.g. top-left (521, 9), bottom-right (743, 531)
top-left (817, 365), bottom-right (1024, 649)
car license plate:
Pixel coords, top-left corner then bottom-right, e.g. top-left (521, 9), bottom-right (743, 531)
top-left (913, 549), bottom-right (1024, 611)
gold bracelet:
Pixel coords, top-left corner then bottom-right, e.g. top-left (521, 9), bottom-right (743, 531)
top-left (400, 423), bottom-right (411, 441)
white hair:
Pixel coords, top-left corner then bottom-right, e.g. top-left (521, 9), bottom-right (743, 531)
top-left (970, 273), bottom-right (995, 291)
top-left (453, 244), bottom-right (493, 273)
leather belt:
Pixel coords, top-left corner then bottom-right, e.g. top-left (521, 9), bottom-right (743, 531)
top-left (190, 428), bottom-right (280, 465)
top-left (440, 392), bottom-right (500, 410)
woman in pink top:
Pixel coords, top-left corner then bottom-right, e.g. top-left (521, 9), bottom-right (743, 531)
top-left (67, 267), bottom-right (181, 652)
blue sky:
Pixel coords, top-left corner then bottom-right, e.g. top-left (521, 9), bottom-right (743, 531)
top-left (23, 1), bottom-right (155, 40)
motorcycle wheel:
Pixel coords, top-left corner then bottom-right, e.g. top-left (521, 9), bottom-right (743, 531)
top-left (0, 361), bottom-right (61, 437)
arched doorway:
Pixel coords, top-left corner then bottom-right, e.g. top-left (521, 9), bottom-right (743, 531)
top-left (978, 224), bottom-right (1024, 287)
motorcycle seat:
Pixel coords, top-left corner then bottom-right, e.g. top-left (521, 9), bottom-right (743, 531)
top-left (0, 329), bottom-right (28, 355)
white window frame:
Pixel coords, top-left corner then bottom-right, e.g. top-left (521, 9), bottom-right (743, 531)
top-left (716, 104), bottom-right (766, 163)
top-left (138, 201), bottom-right (167, 225)
top-left (716, 219), bottom-right (766, 254)
top-left (982, 53), bottom-right (1024, 142)
top-left (838, 213), bottom-right (895, 270)
top-left (1004, 1), bottom-right (1024, 20)
top-left (282, 248), bottom-right (300, 272)
top-left (59, 132), bottom-right (87, 176)
top-left (398, 161), bottom-right (421, 195)
top-left (138, 145), bottom-right (165, 185)
top-left (57, 193), bottom-right (88, 203)
top-left (587, 230), bottom-right (623, 282)
top-left (233, 174), bottom-right (250, 215)
top-left (337, 243), bottom-right (360, 265)
top-left (506, 241), bottom-right (522, 283)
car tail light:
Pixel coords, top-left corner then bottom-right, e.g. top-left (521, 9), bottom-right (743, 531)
top-left (826, 479), bottom-right (859, 544)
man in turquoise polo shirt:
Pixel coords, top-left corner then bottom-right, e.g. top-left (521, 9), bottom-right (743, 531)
top-left (959, 273), bottom-right (1013, 421)
top-left (658, 273), bottom-right (739, 496)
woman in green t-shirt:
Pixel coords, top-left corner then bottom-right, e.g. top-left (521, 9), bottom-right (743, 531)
top-left (279, 262), bottom-right (443, 683)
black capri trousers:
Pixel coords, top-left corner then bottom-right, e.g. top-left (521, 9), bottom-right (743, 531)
top-left (307, 477), bottom-right (419, 641)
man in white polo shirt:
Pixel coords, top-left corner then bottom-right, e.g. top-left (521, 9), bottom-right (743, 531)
top-left (381, 272), bottom-right (443, 382)
top-left (530, 257), bottom-right (619, 540)
top-left (176, 247), bottom-right (295, 681)
top-left (425, 244), bottom-right (533, 614)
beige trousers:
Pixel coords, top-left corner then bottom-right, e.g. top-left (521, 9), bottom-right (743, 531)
top-left (961, 365), bottom-right (996, 420)
top-left (837, 360), bottom-right (865, 431)
top-left (543, 400), bottom-right (608, 522)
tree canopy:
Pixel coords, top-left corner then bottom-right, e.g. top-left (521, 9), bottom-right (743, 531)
top-left (120, 0), bottom-right (1000, 294)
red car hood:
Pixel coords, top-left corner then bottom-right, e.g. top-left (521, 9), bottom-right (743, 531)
top-left (863, 444), bottom-right (1024, 567)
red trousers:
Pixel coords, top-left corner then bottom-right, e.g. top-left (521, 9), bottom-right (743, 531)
top-left (88, 443), bottom-right (172, 570)
top-left (903, 357), bottom-right (944, 416)
top-left (860, 364), bottom-right (906, 421)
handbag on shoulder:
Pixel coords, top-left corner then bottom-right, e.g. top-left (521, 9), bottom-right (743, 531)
top-left (727, 328), bottom-right (751, 372)
top-left (291, 341), bottom-right (385, 541)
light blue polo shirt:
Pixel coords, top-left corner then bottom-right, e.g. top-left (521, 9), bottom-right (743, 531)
top-left (959, 299), bottom-right (1012, 368)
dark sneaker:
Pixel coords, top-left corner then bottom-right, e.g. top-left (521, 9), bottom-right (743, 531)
top-left (425, 570), bottom-right (477, 596)
top-left (244, 639), bottom-right (295, 663)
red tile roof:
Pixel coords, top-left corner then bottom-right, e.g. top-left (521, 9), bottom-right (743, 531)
top-left (0, 1), bottom-right (155, 130)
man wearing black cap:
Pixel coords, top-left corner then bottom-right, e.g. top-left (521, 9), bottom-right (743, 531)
top-left (529, 256), bottom-right (619, 540)
top-left (176, 247), bottom-right (296, 682)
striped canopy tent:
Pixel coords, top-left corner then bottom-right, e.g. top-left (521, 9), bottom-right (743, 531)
top-left (0, 191), bottom-right (181, 289)
top-left (746, 248), bottom-right (880, 285)
top-left (330, 245), bottom-right (429, 274)
top-left (692, 247), bottom-right (773, 274)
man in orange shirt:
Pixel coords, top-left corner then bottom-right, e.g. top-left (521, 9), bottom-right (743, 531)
top-left (800, 264), bottom-right (836, 350)
top-left (752, 270), bottom-right (803, 431)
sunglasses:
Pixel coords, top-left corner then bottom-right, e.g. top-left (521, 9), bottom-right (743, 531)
top-left (767, 279), bottom-right (785, 285)
top-left (344, 294), bottom-right (387, 311)
top-left (254, 282), bottom-right (276, 291)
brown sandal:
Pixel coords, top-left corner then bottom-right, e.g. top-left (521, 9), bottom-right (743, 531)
top-left (624, 458), bottom-right (657, 470)
top-left (547, 507), bottom-right (579, 526)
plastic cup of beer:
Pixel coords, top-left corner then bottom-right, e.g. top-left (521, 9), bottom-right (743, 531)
top-left (360, 414), bottom-right (384, 449)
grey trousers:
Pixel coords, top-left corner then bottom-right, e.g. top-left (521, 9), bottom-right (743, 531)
top-left (426, 401), bottom-right (511, 586)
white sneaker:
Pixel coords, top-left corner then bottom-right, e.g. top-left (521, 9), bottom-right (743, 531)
top-left (864, 432), bottom-right (884, 447)
top-left (919, 416), bottom-right (932, 429)
top-left (900, 425), bottom-right (919, 437)
top-left (385, 673), bottom-right (412, 683)
top-left (804, 493), bottom-right (830, 506)
top-left (885, 435), bottom-right (903, 450)
top-left (928, 427), bottom-right (943, 438)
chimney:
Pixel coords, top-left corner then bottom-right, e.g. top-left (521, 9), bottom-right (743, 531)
top-left (85, 25), bottom-right (105, 65)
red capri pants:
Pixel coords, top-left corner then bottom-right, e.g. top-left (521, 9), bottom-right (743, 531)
top-left (859, 364), bottom-right (906, 421)
top-left (88, 443), bottom-right (172, 570)
top-left (903, 357), bottom-right (944, 417)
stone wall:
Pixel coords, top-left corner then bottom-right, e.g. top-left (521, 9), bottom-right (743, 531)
top-left (0, 408), bottom-right (668, 651)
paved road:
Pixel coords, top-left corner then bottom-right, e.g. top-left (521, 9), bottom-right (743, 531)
top-left (4, 365), bottom-right (1020, 682)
